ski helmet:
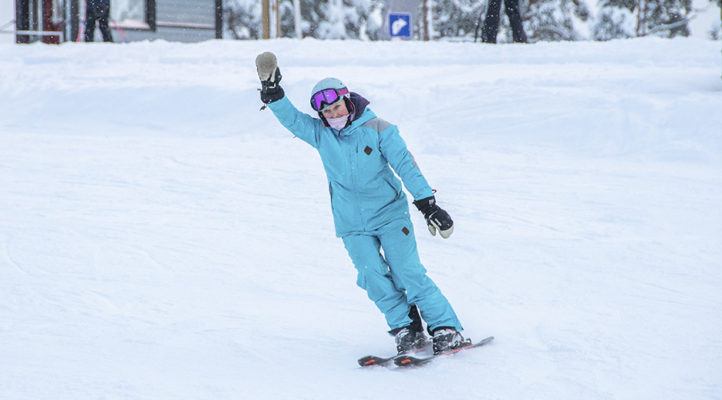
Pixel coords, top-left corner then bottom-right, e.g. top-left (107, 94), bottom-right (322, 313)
top-left (310, 77), bottom-right (349, 111)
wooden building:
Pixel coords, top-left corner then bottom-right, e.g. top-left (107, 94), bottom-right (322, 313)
top-left (15, 0), bottom-right (222, 43)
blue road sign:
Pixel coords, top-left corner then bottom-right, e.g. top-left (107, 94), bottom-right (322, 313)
top-left (388, 13), bottom-right (412, 38)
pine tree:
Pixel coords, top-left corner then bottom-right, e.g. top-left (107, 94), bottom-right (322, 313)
top-left (522, 0), bottom-right (590, 41)
top-left (592, 6), bottom-right (634, 40)
top-left (300, 0), bottom-right (379, 39)
top-left (224, 0), bottom-right (262, 39)
top-left (432, 0), bottom-right (485, 39)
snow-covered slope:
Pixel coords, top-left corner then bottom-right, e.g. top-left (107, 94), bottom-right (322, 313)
top-left (1, 38), bottom-right (721, 399)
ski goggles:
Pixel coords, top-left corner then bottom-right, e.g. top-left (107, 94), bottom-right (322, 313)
top-left (310, 87), bottom-right (350, 112)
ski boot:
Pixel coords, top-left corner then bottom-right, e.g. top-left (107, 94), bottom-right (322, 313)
top-left (390, 305), bottom-right (427, 354)
top-left (432, 327), bottom-right (469, 355)
top-left (393, 326), bottom-right (427, 355)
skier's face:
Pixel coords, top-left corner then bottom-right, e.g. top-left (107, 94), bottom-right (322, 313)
top-left (321, 99), bottom-right (349, 119)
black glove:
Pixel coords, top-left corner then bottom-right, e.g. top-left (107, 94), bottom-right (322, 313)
top-left (413, 196), bottom-right (454, 239)
top-left (255, 52), bottom-right (284, 104)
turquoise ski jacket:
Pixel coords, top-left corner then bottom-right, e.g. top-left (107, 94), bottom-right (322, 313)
top-left (268, 93), bottom-right (433, 237)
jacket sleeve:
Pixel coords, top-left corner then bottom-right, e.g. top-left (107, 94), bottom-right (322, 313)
top-left (267, 96), bottom-right (321, 148)
top-left (378, 124), bottom-right (434, 201)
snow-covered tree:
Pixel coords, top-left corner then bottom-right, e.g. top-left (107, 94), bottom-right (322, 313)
top-left (303, 0), bottom-right (384, 39)
top-left (521, 0), bottom-right (591, 41)
top-left (593, 0), bottom-right (693, 40)
top-left (224, 0), bottom-right (262, 39)
top-left (225, 0), bottom-right (382, 39)
top-left (431, 0), bottom-right (591, 42)
top-left (592, 6), bottom-right (634, 40)
top-left (432, 0), bottom-right (485, 39)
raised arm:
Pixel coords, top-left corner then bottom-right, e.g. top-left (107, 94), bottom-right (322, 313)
top-left (256, 52), bottom-right (321, 148)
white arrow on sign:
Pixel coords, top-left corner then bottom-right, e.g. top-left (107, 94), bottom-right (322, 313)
top-left (391, 18), bottom-right (408, 36)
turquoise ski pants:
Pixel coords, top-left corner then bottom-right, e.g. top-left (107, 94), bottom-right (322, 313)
top-left (342, 219), bottom-right (462, 332)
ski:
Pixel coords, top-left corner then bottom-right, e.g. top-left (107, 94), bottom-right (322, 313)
top-left (358, 340), bottom-right (432, 367)
top-left (357, 354), bottom-right (399, 367)
top-left (394, 336), bottom-right (494, 367)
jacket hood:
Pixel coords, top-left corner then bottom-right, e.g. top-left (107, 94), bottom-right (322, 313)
top-left (348, 92), bottom-right (370, 120)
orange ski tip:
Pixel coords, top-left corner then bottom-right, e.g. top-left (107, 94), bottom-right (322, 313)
top-left (364, 359), bottom-right (376, 365)
top-left (400, 359), bottom-right (411, 365)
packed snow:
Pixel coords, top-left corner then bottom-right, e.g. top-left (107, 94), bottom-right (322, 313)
top-left (1, 37), bottom-right (721, 399)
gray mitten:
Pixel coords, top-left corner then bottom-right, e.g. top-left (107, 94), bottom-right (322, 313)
top-left (255, 52), bottom-right (284, 104)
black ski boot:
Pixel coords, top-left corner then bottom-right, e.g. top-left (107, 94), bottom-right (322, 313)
top-left (432, 327), bottom-right (469, 355)
top-left (393, 327), bottom-right (427, 354)
top-left (390, 305), bottom-right (427, 354)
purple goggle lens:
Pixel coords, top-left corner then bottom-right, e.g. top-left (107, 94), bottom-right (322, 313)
top-left (311, 87), bottom-right (349, 111)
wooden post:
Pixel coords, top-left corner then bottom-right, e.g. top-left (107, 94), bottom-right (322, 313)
top-left (262, 0), bottom-right (270, 39)
top-left (422, 0), bottom-right (429, 41)
top-left (275, 0), bottom-right (281, 38)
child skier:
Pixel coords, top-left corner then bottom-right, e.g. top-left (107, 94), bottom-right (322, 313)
top-left (255, 52), bottom-right (465, 355)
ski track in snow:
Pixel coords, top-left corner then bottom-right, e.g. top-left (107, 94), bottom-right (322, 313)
top-left (1, 38), bottom-right (721, 399)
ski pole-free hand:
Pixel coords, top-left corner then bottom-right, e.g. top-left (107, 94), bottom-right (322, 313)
top-left (413, 196), bottom-right (454, 239)
top-left (255, 52), bottom-right (284, 104)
